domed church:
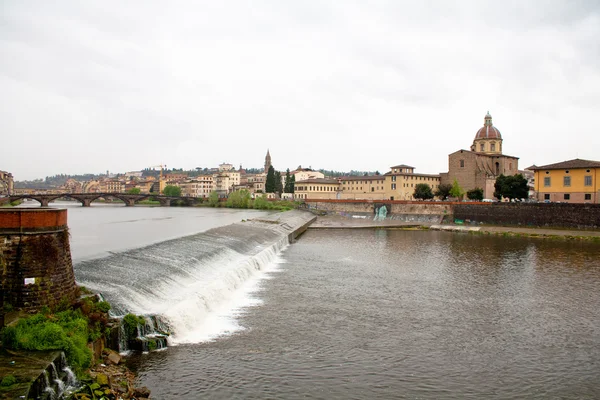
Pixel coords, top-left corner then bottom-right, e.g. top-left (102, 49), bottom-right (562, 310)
top-left (440, 112), bottom-right (519, 200)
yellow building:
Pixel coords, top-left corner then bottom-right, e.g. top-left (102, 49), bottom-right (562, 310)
top-left (384, 164), bottom-right (441, 200)
top-left (339, 176), bottom-right (387, 200)
top-left (294, 178), bottom-right (340, 200)
top-left (530, 159), bottom-right (600, 203)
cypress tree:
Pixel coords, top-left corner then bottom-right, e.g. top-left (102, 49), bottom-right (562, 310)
top-left (265, 165), bottom-right (276, 193)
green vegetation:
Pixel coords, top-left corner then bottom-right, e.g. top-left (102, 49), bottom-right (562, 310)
top-left (126, 187), bottom-right (141, 194)
top-left (265, 165), bottom-right (276, 193)
top-left (163, 185), bottom-right (182, 197)
top-left (434, 183), bottom-right (452, 200)
top-left (413, 183), bottom-right (434, 200)
top-left (226, 189), bottom-right (251, 208)
top-left (284, 169), bottom-right (295, 194)
top-left (449, 179), bottom-right (464, 199)
top-left (0, 375), bottom-right (17, 387)
top-left (208, 190), bottom-right (220, 207)
top-left (467, 187), bottom-right (484, 201)
top-left (1, 310), bottom-right (92, 374)
top-left (122, 313), bottom-right (146, 339)
top-left (494, 174), bottom-right (528, 201)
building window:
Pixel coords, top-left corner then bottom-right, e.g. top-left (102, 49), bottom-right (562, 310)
top-left (564, 193), bottom-right (570, 200)
top-left (371, 187), bottom-right (374, 192)
top-left (563, 176), bottom-right (571, 187)
top-left (544, 194), bottom-right (550, 200)
top-left (392, 176), bottom-right (396, 182)
top-left (491, 143), bottom-right (496, 151)
top-left (584, 176), bottom-right (592, 186)
top-left (585, 194), bottom-right (591, 200)
top-left (460, 160), bottom-right (465, 168)
top-left (480, 143), bottom-right (485, 151)
top-left (544, 177), bottom-right (551, 187)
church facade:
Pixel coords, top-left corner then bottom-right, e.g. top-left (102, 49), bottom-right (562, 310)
top-left (440, 112), bottom-right (519, 200)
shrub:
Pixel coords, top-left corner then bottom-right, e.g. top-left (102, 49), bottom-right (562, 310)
top-left (0, 375), bottom-right (17, 387)
top-left (1, 310), bottom-right (92, 374)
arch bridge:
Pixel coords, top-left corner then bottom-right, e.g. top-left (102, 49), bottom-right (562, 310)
top-left (7, 193), bottom-right (198, 207)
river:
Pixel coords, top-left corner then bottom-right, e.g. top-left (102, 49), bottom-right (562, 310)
top-left (50, 203), bottom-right (600, 399)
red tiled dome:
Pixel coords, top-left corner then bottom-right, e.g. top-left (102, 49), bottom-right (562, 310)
top-left (474, 112), bottom-right (502, 140)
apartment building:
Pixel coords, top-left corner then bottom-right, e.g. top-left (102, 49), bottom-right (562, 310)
top-left (530, 158), bottom-right (600, 203)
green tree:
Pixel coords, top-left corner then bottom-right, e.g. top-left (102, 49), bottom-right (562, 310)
top-left (265, 165), bottom-right (276, 193)
top-left (449, 179), bottom-right (464, 199)
top-left (208, 191), bottom-right (219, 207)
top-left (126, 187), bottom-right (141, 194)
top-left (253, 194), bottom-right (271, 210)
top-left (289, 175), bottom-right (295, 194)
top-left (163, 185), bottom-right (181, 196)
top-left (413, 183), bottom-right (434, 200)
top-left (226, 190), bottom-right (251, 208)
top-left (494, 174), bottom-right (528, 201)
top-left (434, 183), bottom-right (452, 200)
top-left (466, 187), bottom-right (484, 201)
top-left (284, 169), bottom-right (292, 193)
top-left (274, 171), bottom-right (283, 196)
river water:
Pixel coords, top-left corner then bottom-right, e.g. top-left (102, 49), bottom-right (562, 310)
top-left (49, 203), bottom-right (600, 399)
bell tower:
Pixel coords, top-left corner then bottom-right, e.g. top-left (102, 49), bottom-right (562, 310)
top-left (264, 149), bottom-right (272, 173)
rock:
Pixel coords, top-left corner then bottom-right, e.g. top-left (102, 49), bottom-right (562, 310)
top-left (106, 351), bottom-right (122, 365)
top-left (134, 386), bottom-right (151, 398)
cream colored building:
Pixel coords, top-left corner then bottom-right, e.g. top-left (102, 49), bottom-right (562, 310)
top-left (246, 173), bottom-right (266, 193)
top-left (339, 176), bottom-right (387, 200)
top-left (384, 164), bottom-right (441, 200)
top-left (291, 167), bottom-right (325, 182)
top-left (179, 176), bottom-right (214, 198)
top-left (294, 178), bottom-right (341, 200)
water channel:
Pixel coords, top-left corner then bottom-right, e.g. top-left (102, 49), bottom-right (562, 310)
top-left (47, 202), bottom-right (600, 398)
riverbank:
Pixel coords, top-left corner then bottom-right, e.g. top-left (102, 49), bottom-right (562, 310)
top-left (309, 215), bottom-right (600, 240)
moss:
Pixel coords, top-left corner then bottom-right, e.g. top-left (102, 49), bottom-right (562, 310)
top-left (0, 375), bottom-right (17, 387)
top-left (123, 313), bottom-right (146, 339)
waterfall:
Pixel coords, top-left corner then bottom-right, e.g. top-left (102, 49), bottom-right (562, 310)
top-left (75, 217), bottom-right (301, 350)
top-left (27, 352), bottom-right (81, 400)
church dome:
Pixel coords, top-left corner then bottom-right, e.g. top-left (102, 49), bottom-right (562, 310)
top-left (474, 111), bottom-right (502, 140)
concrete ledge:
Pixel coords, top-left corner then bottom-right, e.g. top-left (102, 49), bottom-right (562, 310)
top-left (430, 224), bottom-right (481, 233)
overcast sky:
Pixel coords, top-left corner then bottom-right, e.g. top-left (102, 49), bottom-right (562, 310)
top-left (2, 1), bottom-right (599, 180)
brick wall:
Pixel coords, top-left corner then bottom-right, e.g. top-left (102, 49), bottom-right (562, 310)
top-left (454, 203), bottom-right (600, 229)
top-left (1, 209), bottom-right (78, 321)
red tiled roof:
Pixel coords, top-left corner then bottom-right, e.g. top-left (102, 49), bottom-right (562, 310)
top-left (529, 158), bottom-right (600, 170)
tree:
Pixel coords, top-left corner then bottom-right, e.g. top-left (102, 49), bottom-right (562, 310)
top-left (284, 169), bottom-right (292, 193)
top-left (466, 187), bottom-right (484, 201)
top-left (208, 191), bottom-right (219, 207)
top-left (449, 179), bottom-right (464, 199)
top-left (434, 183), bottom-right (452, 200)
top-left (413, 183), bottom-right (434, 200)
top-left (163, 185), bottom-right (181, 197)
top-left (274, 171), bottom-right (283, 196)
top-left (126, 187), bottom-right (141, 195)
top-left (265, 165), bottom-right (276, 193)
top-left (289, 175), bottom-right (295, 194)
top-left (494, 174), bottom-right (528, 201)
top-left (226, 190), bottom-right (251, 208)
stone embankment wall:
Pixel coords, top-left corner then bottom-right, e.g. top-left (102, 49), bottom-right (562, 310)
top-left (304, 199), bottom-right (457, 215)
top-left (454, 203), bottom-right (600, 229)
top-left (0, 208), bottom-right (78, 324)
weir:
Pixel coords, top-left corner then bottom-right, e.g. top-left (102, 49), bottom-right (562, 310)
top-left (74, 210), bottom-right (316, 348)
